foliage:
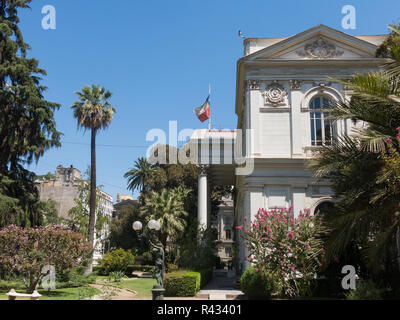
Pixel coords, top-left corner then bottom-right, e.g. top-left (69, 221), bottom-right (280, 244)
top-left (240, 266), bottom-right (276, 299)
top-left (124, 157), bottom-right (156, 201)
top-left (41, 200), bottom-right (62, 226)
top-left (66, 178), bottom-right (110, 239)
top-left (108, 271), bottom-right (126, 283)
top-left (345, 280), bottom-right (386, 300)
top-left (142, 251), bottom-right (153, 265)
top-left (127, 265), bottom-right (154, 273)
top-left (71, 84), bottom-right (116, 272)
top-left (0, 225), bottom-right (91, 293)
top-left (57, 266), bottom-right (96, 288)
top-left (239, 207), bottom-right (326, 298)
top-left (197, 268), bottom-right (213, 288)
top-left (312, 23), bottom-right (400, 278)
top-left (178, 222), bottom-right (217, 270)
top-left (140, 188), bottom-right (189, 246)
top-left (109, 200), bottom-right (141, 250)
top-left (164, 270), bottom-right (201, 297)
top-left (97, 248), bottom-right (135, 275)
top-left (0, 1), bottom-right (61, 228)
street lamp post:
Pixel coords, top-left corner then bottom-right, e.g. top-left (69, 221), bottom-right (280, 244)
top-left (132, 219), bottom-right (166, 300)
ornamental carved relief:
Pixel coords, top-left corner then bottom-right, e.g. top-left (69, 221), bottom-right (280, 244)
top-left (289, 80), bottom-right (301, 91)
top-left (247, 80), bottom-right (259, 90)
top-left (263, 81), bottom-right (287, 105)
top-left (297, 37), bottom-right (344, 59)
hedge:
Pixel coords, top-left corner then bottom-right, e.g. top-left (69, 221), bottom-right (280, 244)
top-left (165, 271), bottom-right (201, 297)
top-left (164, 268), bottom-right (213, 297)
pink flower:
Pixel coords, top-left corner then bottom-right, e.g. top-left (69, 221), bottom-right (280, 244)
top-left (244, 217), bottom-right (248, 222)
top-left (236, 225), bottom-right (243, 230)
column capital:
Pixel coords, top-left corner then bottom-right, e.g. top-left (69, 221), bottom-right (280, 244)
top-left (289, 79), bottom-right (301, 91)
top-left (197, 164), bottom-right (209, 176)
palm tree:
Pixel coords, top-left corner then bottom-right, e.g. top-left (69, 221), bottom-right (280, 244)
top-left (124, 157), bottom-right (155, 203)
top-left (71, 85), bottom-right (116, 273)
top-left (140, 188), bottom-right (189, 246)
top-left (312, 24), bottom-right (400, 274)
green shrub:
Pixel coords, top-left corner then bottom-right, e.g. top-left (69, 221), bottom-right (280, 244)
top-left (240, 266), bottom-right (276, 299)
top-left (168, 264), bottom-right (179, 272)
top-left (98, 248), bottom-right (135, 275)
top-left (345, 280), bottom-right (385, 300)
top-left (56, 266), bottom-right (96, 288)
top-left (108, 271), bottom-right (126, 283)
top-left (165, 271), bottom-right (201, 297)
top-left (143, 251), bottom-right (153, 265)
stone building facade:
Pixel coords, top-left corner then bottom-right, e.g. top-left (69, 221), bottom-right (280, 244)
top-left (38, 165), bottom-right (114, 263)
top-left (189, 25), bottom-right (387, 273)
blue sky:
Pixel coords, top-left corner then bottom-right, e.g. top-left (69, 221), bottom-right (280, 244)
top-left (22, 0), bottom-right (400, 200)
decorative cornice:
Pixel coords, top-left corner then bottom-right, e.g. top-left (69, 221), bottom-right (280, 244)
top-left (297, 37), bottom-right (344, 59)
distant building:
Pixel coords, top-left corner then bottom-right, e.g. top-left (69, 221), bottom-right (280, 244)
top-left (37, 165), bottom-right (114, 263)
top-left (213, 196), bottom-right (234, 266)
top-left (116, 193), bottom-right (133, 203)
top-left (38, 165), bottom-right (82, 220)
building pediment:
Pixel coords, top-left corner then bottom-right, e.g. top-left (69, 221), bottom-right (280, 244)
top-left (243, 25), bottom-right (382, 61)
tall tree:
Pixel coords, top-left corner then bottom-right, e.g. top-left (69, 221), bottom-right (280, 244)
top-left (124, 157), bottom-right (156, 203)
top-left (71, 85), bottom-right (115, 273)
top-left (0, 0), bottom-right (61, 226)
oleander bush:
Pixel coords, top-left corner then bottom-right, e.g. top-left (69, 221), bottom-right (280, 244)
top-left (0, 225), bottom-right (91, 293)
top-left (98, 248), bottom-right (135, 275)
top-left (238, 207), bottom-right (327, 298)
top-left (240, 266), bottom-right (276, 299)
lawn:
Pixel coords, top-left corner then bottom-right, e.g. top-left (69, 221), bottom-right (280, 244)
top-left (119, 278), bottom-right (156, 298)
top-left (0, 286), bottom-right (101, 300)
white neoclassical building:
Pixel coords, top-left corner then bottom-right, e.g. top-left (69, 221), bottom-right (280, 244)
top-left (189, 25), bottom-right (386, 272)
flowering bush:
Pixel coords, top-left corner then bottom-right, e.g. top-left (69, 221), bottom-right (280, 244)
top-left (380, 127), bottom-right (400, 198)
top-left (238, 207), bottom-right (327, 297)
top-left (0, 225), bottom-right (91, 293)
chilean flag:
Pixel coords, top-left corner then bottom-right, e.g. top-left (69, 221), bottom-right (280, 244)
top-left (193, 95), bottom-right (211, 123)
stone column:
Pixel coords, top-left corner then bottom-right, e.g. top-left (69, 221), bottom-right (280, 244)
top-left (197, 165), bottom-right (208, 231)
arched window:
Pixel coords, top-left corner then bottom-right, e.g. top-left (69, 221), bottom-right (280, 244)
top-left (309, 96), bottom-right (336, 146)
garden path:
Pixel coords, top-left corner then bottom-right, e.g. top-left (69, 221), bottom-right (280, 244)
top-left (196, 270), bottom-right (244, 300)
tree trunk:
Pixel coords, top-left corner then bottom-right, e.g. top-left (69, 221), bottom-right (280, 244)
top-left (85, 128), bottom-right (97, 275)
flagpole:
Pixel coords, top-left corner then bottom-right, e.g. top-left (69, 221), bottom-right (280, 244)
top-left (208, 83), bottom-right (211, 131)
